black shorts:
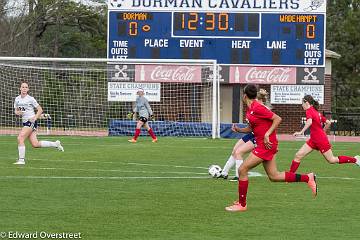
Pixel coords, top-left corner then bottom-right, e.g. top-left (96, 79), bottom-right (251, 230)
top-left (241, 133), bottom-right (256, 145)
top-left (139, 116), bottom-right (148, 123)
top-left (23, 121), bottom-right (38, 131)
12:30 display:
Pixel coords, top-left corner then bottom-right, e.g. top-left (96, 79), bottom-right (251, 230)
top-left (180, 12), bottom-right (229, 31)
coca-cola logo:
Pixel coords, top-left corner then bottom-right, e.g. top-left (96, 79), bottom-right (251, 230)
top-left (245, 67), bottom-right (293, 83)
top-left (150, 66), bottom-right (197, 82)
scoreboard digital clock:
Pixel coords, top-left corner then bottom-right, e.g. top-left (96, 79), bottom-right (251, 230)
top-left (173, 12), bottom-right (260, 38)
top-left (107, 0), bottom-right (326, 67)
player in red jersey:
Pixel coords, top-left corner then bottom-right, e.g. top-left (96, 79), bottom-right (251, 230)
top-left (289, 95), bottom-right (360, 173)
top-left (225, 85), bottom-right (317, 212)
top-left (218, 89), bottom-right (269, 181)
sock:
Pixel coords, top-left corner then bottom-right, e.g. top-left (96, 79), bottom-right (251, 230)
top-left (289, 160), bottom-right (301, 173)
top-left (18, 145), bottom-right (25, 161)
top-left (285, 172), bottom-right (309, 182)
top-left (222, 155), bottom-right (235, 176)
top-left (134, 129), bottom-right (141, 140)
top-left (148, 128), bottom-right (157, 139)
top-left (40, 141), bottom-right (57, 148)
top-left (238, 179), bottom-right (249, 207)
top-left (338, 156), bottom-right (357, 164)
top-left (235, 159), bottom-right (244, 177)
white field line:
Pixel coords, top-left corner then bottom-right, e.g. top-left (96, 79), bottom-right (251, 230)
top-left (26, 158), bottom-right (210, 169)
top-left (1, 165), bottom-right (263, 177)
top-left (19, 158), bottom-right (265, 176)
top-left (0, 162), bottom-right (358, 181)
top-left (0, 142), bottom-right (355, 153)
top-left (318, 176), bottom-right (360, 181)
top-left (3, 166), bottom-right (208, 175)
top-left (4, 158), bottom-right (359, 180)
top-left (0, 175), bottom-right (359, 181)
top-left (0, 176), bottom-right (210, 180)
top-left (0, 158), bottom-right (358, 181)
top-left (0, 142), bottom-right (239, 149)
top-left (0, 137), bottom-right (209, 143)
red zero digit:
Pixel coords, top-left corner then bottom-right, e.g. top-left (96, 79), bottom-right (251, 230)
top-left (218, 13), bottom-right (228, 31)
top-left (129, 22), bottom-right (138, 36)
top-left (306, 24), bottom-right (315, 39)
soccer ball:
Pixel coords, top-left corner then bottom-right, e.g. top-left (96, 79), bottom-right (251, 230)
top-left (208, 165), bottom-right (222, 178)
top-left (109, 0), bottom-right (123, 8)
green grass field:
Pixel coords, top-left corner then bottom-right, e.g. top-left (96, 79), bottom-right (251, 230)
top-left (0, 136), bottom-right (359, 240)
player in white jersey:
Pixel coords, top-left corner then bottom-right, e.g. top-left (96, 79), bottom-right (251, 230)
top-left (13, 82), bottom-right (64, 165)
top-left (218, 89), bottom-right (270, 181)
top-left (128, 88), bottom-right (158, 143)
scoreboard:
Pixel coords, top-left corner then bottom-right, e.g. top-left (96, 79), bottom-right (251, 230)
top-left (107, 0), bottom-right (326, 67)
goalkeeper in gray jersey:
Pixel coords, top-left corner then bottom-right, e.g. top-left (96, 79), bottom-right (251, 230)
top-left (128, 88), bottom-right (158, 143)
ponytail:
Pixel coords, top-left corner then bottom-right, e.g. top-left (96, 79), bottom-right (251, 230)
top-left (303, 95), bottom-right (319, 111)
top-left (312, 100), bottom-right (320, 111)
top-left (257, 88), bottom-right (268, 103)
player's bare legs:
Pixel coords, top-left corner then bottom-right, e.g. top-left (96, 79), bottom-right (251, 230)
top-left (289, 143), bottom-right (313, 172)
top-left (226, 153), bottom-right (317, 212)
top-left (129, 120), bottom-right (144, 143)
top-left (262, 157), bottom-right (285, 182)
top-left (129, 120), bottom-right (157, 143)
top-left (15, 126), bottom-right (32, 164)
top-left (263, 158), bottom-right (317, 196)
top-left (144, 122), bottom-right (157, 142)
top-left (322, 149), bottom-right (339, 164)
top-left (322, 149), bottom-right (358, 165)
top-left (221, 139), bottom-right (245, 179)
top-left (231, 140), bottom-right (254, 179)
top-left (136, 121), bottom-right (144, 129)
top-left (28, 131), bottom-right (41, 147)
top-left (233, 141), bottom-right (254, 162)
top-left (225, 153), bottom-right (263, 211)
top-left (232, 139), bottom-right (245, 153)
top-left (220, 139), bottom-right (254, 180)
top-left (28, 131), bottom-right (64, 151)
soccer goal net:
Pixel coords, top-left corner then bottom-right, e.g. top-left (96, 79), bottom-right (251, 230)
top-left (0, 57), bottom-right (220, 138)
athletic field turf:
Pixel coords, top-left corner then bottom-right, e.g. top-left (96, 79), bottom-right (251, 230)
top-left (0, 136), bottom-right (359, 240)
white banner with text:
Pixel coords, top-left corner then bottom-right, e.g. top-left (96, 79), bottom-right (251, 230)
top-left (271, 85), bottom-right (324, 104)
top-left (108, 82), bottom-right (161, 102)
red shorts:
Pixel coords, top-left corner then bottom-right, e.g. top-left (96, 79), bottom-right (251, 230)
top-left (306, 138), bottom-right (331, 153)
top-left (252, 144), bottom-right (278, 161)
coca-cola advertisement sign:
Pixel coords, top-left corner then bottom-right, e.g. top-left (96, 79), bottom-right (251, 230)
top-left (229, 66), bottom-right (297, 84)
top-left (135, 65), bottom-right (202, 83)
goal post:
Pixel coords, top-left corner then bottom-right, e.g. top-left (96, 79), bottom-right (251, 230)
top-left (0, 57), bottom-right (220, 138)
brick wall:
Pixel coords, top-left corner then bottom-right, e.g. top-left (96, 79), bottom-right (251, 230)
top-left (242, 75), bottom-right (332, 134)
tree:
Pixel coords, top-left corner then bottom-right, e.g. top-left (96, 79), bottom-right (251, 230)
top-left (327, 0), bottom-right (360, 113)
top-left (0, 0), bottom-right (107, 57)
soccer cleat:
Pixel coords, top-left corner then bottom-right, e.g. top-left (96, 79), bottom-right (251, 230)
top-left (225, 202), bottom-right (247, 212)
top-left (217, 174), bottom-right (228, 180)
top-left (355, 156), bottom-right (360, 166)
top-left (152, 138), bottom-right (158, 143)
top-left (56, 140), bottom-right (64, 152)
top-left (229, 176), bottom-right (239, 182)
top-left (128, 139), bottom-right (137, 143)
top-left (13, 159), bottom-right (25, 165)
top-left (307, 173), bottom-right (318, 197)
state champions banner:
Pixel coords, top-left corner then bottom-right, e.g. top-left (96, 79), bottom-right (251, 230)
top-left (271, 84), bottom-right (324, 104)
top-left (108, 82), bottom-right (161, 102)
top-left (108, 0), bottom-right (326, 13)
